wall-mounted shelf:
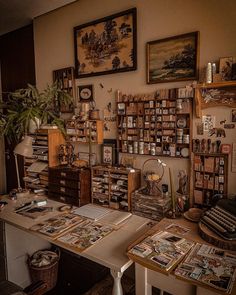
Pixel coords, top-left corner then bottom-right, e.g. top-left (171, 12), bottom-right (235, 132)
top-left (53, 66), bottom-right (75, 113)
top-left (195, 81), bottom-right (236, 117)
top-left (66, 119), bottom-right (104, 144)
top-left (116, 88), bottom-right (193, 158)
top-left (193, 152), bottom-right (228, 208)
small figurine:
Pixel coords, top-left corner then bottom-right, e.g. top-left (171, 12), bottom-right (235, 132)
top-left (177, 170), bottom-right (188, 195)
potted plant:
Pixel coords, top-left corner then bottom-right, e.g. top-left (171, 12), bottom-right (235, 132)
top-left (1, 82), bottom-right (74, 143)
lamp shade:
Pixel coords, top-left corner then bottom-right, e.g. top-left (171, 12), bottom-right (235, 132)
top-left (14, 136), bottom-right (33, 157)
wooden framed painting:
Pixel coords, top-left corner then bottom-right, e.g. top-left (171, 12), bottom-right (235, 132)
top-left (74, 8), bottom-right (137, 78)
top-left (146, 31), bottom-right (199, 84)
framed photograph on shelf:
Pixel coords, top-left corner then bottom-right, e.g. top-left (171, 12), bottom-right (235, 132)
top-left (146, 31), bottom-right (199, 84)
top-left (102, 142), bottom-right (115, 165)
top-left (78, 84), bottom-right (94, 102)
top-left (219, 56), bottom-right (233, 81)
top-left (74, 8), bottom-right (137, 78)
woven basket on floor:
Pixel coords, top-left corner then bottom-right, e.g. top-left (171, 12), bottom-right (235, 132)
top-left (28, 250), bottom-right (60, 293)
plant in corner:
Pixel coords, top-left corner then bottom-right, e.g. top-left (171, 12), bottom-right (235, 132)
top-left (1, 82), bottom-right (74, 143)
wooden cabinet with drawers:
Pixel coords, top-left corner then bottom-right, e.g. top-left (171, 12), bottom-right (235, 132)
top-left (48, 166), bottom-right (91, 206)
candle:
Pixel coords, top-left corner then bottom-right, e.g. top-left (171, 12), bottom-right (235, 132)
top-left (169, 168), bottom-right (176, 213)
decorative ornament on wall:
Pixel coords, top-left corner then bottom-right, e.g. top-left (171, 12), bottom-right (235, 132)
top-left (78, 84), bottom-right (94, 102)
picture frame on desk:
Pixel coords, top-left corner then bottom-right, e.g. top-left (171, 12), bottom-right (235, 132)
top-left (74, 8), bottom-right (137, 78)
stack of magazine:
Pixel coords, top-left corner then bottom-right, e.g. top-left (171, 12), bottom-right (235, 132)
top-left (175, 243), bottom-right (236, 293)
top-left (128, 231), bottom-right (195, 272)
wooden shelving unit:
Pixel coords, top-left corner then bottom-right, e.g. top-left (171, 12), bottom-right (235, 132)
top-left (53, 66), bottom-right (75, 113)
top-left (24, 129), bottom-right (65, 193)
top-left (193, 152), bottom-right (228, 208)
top-left (91, 165), bottom-right (141, 211)
top-left (66, 119), bottom-right (103, 144)
top-left (116, 88), bottom-right (193, 158)
top-left (195, 81), bottom-right (236, 117)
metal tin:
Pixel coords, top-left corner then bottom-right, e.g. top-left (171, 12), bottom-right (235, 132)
top-left (150, 143), bottom-right (156, 155)
top-left (139, 142), bottom-right (144, 154)
top-left (133, 141), bottom-right (138, 153)
top-left (183, 134), bottom-right (190, 144)
top-left (128, 144), bottom-right (133, 154)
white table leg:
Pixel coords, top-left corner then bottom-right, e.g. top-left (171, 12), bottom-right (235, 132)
top-left (135, 263), bottom-right (152, 295)
top-left (110, 269), bottom-right (123, 295)
top-left (197, 286), bottom-right (215, 295)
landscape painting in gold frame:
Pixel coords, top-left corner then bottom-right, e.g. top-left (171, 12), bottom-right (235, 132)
top-left (147, 31), bottom-right (199, 84)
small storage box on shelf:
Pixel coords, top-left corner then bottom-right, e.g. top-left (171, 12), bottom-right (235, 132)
top-left (48, 166), bottom-right (91, 206)
top-left (91, 166), bottom-right (141, 211)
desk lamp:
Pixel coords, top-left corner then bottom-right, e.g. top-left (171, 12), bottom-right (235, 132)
top-left (13, 135), bottom-right (33, 198)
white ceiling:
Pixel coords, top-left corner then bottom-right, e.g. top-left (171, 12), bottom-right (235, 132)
top-left (0, 0), bottom-right (77, 36)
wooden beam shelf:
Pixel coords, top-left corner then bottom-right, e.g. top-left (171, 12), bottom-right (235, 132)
top-left (195, 81), bottom-right (236, 117)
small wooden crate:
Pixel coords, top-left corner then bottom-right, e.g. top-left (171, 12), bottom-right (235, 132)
top-left (131, 188), bottom-right (171, 221)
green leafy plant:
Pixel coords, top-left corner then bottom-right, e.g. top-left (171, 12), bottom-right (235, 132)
top-left (1, 82), bottom-right (74, 143)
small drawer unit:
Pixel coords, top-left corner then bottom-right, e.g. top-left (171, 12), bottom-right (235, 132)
top-left (48, 166), bottom-right (91, 206)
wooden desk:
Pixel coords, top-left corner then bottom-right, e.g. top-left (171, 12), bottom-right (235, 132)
top-left (127, 218), bottom-right (236, 295)
top-left (0, 195), bottom-right (151, 295)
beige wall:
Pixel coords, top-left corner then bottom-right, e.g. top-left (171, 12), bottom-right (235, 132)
top-left (0, 68), bottom-right (6, 194)
top-left (34, 0), bottom-right (236, 195)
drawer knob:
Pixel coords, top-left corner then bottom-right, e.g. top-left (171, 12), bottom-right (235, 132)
top-left (61, 172), bottom-right (66, 177)
top-left (60, 187), bottom-right (65, 192)
top-left (60, 180), bottom-right (66, 185)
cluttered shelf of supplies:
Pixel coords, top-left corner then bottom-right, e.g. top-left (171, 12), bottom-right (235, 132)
top-left (23, 129), bottom-right (65, 195)
top-left (116, 87), bottom-right (193, 158)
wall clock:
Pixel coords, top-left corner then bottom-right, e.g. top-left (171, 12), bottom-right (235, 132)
top-left (78, 84), bottom-right (94, 102)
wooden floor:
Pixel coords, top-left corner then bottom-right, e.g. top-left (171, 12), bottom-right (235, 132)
top-left (0, 275), bottom-right (135, 295)
top-left (0, 280), bottom-right (23, 295)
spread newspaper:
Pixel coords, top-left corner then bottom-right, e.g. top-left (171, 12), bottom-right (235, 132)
top-left (56, 220), bottom-right (114, 251)
top-left (175, 243), bottom-right (236, 294)
top-left (128, 230), bottom-right (195, 272)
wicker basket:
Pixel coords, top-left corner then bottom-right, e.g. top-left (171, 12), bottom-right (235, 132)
top-left (142, 159), bottom-right (165, 196)
top-left (28, 249), bottom-right (60, 293)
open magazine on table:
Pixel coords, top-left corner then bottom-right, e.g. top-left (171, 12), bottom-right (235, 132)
top-left (128, 230), bottom-right (195, 273)
top-left (175, 243), bottom-right (236, 294)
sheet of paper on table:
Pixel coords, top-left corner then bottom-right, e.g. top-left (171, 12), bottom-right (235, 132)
top-left (99, 210), bottom-right (132, 226)
top-left (73, 204), bottom-right (112, 221)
